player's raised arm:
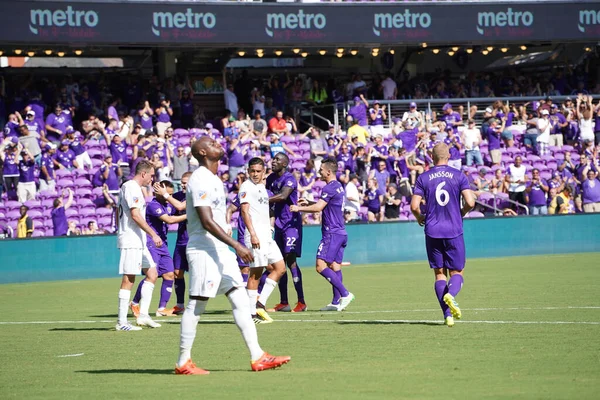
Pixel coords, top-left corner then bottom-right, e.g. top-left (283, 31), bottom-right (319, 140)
top-left (154, 182), bottom-right (186, 211)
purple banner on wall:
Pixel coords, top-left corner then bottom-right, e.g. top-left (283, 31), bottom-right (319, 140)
top-left (0, 1), bottom-right (598, 45)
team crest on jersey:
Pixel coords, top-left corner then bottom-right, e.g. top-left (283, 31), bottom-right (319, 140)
top-left (199, 190), bottom-right (208, 200)
top-left (241, 192), bottom-right (247, 199)
top-left (156, 208), bottom-right (162, 214)
top-left (133, 197), bottom-right (139, 203)
top-left (286, 181), bottom-right (293, 187)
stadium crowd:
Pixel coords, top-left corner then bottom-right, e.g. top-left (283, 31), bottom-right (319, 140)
top-left (1, 61), bottom-right (600, 238)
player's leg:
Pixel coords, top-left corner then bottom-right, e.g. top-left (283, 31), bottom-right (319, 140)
top-left (442, 236), bottom-right (466, 321)
top-left (271, 229), bottom-right (291, 311)
top-left (425, 236), bottom-right (453, 326)
top-left (316, 234), bottom-right (353, 309)
top-left (247, 266), bottom-right (268, 322)
top-left (286, 228), bottom-right (306, 311)
top-left (156, 269), bottom-right (175, 316)
top-left (258, 242), bottom-right (286, 312)
top-left (116, 249), bottom-right (142, 331)
top-left (176, 250), bottom-right (219, 374)
top-left (137, 248), bottom-right (161, 328)
top-left (173, 245), bottom-right (188, 314)
top-left (332, 235), bottom-right (354, 310)
top-left (240, 266), bottom-right (250, 286)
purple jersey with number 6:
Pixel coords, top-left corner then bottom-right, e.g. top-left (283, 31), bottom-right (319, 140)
top-left (413, 165), bottom-right (470, 239)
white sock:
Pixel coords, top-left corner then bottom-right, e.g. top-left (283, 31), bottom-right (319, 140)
top-left (228, 288), bottom-right (264, 361)
top-left (258, 278), bottom-right (277, 307)
top-left (178, 299), bottom-right (207, 367)
top-left (247, 289), bottom-right (258, 315)
top-left (118, 289), bottom-right (131, 325)
top-left (139, 281), bottom-right (155, 317)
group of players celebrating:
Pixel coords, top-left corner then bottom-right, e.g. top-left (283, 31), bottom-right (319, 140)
top-left (114, 135), bottom-right (473, 374)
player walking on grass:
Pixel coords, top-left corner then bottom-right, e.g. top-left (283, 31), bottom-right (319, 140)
top-left (175, 137), bottom-right (290, 374)
top-left (267, 153), bottom-right (307, 312)
top-left (115, 160), bottom-right (163, 331)
top-left (291, 158), bottom-right (355, 312)
top-left (240, 158), bottom-right (287, 324)
top-left (410, 143), bottom-right (475, 327)
top-left (129, 180), bottom-right (187, 317)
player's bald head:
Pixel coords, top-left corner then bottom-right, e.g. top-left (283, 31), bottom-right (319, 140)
top-left (432, 142), bottom-right (450, 165)
top-left (191, 136), bottom-right (211, 162)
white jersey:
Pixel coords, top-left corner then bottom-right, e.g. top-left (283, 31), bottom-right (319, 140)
top-left (186, 166), bottom-right (228, 252)
top-left (117, 180), bottom-right (146, 249)
top-left (239, 180), bottom-right (271, 242)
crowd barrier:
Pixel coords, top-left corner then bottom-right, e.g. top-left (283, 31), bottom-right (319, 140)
top-left (2, 214), bottom-right (599, 284)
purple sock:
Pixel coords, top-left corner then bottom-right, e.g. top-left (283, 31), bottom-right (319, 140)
top-left (174, 278), bottom-right (185, 305)
top-left (332, 270), bottom-right (343, 305)
top-left (278, 271), bottom-right (289, 304)
top-left (434, 280), bottom-right (451, 318)
top-left (132, 280), bottom-right (144, 304)
top-left (320, 268), bottom-right (349, 298)
top-left (242, 273), bottom-right (249, 284)
top-left (448, 274), bottom-right (464, 297)
top-left (258, 270), bottom-right (268, 294)
top-left (290, 264), bottom-right (305, 303)
top-left (158, 279), bottom-right (173, 309)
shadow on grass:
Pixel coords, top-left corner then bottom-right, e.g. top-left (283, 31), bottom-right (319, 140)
top-left (49, 327), bottom-right (114, 332)
top-left (336, 321), bottom-right (442, 327)
top-left (89, 310), bottom-right (230, 318)
top-left (76, 368), bottom-right (249, 375)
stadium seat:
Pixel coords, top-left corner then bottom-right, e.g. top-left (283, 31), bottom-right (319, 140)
top-left (97, 208), bottom-right (114, 217)
top-left (38, 190), bottom-right (58, 200)
top-left (6, 210), bottom-right (21, 220)
top-left (466, 211), bottom-right (485, 218)
top-left (55, 169), bottom-right (73, 178)
top-left (76, 188), bottom-right (93, 199)
top-left (80, 208), bottom-right (96, 217)
top-left (32, 230), bottom-right (45, 237)
top-left (57, 179), bottom-right (75, 189)
top-left (65, 208), bottom-right (78, 217)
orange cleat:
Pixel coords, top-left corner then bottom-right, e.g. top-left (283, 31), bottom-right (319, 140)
top-left (291, 302), bottom-right (307, 313)
top-left (130, 302), bottom-right (140, 318)
top-left (175, 359), bottom-right (210, 375)
top-left (251, 352), bottom-right (291, 372)
top-left (171, 306), bottom-right (185, 315)
top-left (156, 308), bottom-right (175, 317)
top-left (267, 303), bottom-right (291, 312)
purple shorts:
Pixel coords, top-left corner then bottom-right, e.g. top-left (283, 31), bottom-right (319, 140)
top-left (148, 247), bottom-right (175, 276)
top-left (425, 234), bottom-right (466, 271)
top-left (317, 233), bottom-right (347, 264)
top-left (173, 245), bottom-right (188, 272)
top-left (274, 226), bottom-right (302, 258)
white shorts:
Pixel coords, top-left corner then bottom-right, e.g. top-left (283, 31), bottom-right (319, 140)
top-left (118, 247), bottom-right (155, 275)
top-left (186, 249), bottom-right (244, 298)
top-left (245, 237), bottom-right (283, 269)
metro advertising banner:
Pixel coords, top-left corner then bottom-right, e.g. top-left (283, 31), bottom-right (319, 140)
top-left (0, 1), bottom-right (598, 46)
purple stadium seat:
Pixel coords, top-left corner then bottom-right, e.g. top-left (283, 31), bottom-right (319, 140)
top-left (28, 210), bottom-right (43, 218)
top-left (91, 159), bottom-right (103, 168)
top-left (540, 155), bottom-right (554, 163)
top-left (506, 147), bottom-right (520, 155)
top-left (38, 190), bottom-right (58, 200)
top-left (540, 171), bottom-right (552, 181)
top-left (55, 169), bottom-right (73, 178)
top-left (77, 198), bottom-right (95, 207)
top-left (168, 224), bottom-right (178, 232)
top-left (546, 161), bottom-right (558, 170)
top-left (41, 199), bottom-right (55, 208)
top-left (313, 180), bottom-right (326, 190)
top-left (528, 155), bottom-right (541, 162)
top-left (291, 162), bottom-right (305, 170)
top-left (6, 210), bottom-right (21, 220)
top-left (43, 219), bottom-right (54, 228)
top-left (57, 178), bottom-right (75, 189)
top-left (179, 137), bottom-right (191, 147)
top-left (97, 208), bottom-right (114, 217)
top-left (79, 208), bottom-right (96, 217)
top-left (92, 187), bottom-right (104, 197)
top-left (407, 214), bottom-right (417, 221)
top-left (65, 208), bottom-right (78, 217)
top-left (32, 230), bottom-right (45, 237)
top-left (281, 135), bottom-right (294, 143)
top-left (5, 200), bottom-right (22, 209)
top-left (76, 188), bottom-right (93, 199)
top-left (466, 211), bottom-right (485, 218)
top-left (24, 199), bottom-right (42, 209)
top-left (42, 209), bottom-right (52, 219)
top-left (74, 178), bottom-right (92, 189)
top-left (533, 162), bottom-right (546, 170)
top-left (98, 216), bottom-right (113, 226)
top-left (174, 128), bottom-right (189, 136)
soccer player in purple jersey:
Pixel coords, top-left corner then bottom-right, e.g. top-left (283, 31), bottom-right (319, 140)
top-left (130, 181), bottom-right (186, 317)
top-left (410, 143), bottom-right (475, 327)
top-left (267, 153), bottom-right (307, 312)
top-left (155, 172), bottom-right (192, 315)
top-left (291, 158), bottom-right (355, 311)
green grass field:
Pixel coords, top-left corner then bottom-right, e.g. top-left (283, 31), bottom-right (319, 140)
top-left (1, 253), bottom-right (599, 399)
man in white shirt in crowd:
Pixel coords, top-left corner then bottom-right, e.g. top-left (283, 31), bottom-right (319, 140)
top-left (239, 157), bottom-right (286, 324)
top-left (505, 155), bottom-right (527, 210)
top-left (224, 83), bottom-right (238, 117)
top-left (380, 72), bottom-right (397, 100)
top-left (115, 160), bottom-right (164, 331)
top-left (462, 119), bottom-right (484, 166)
top-left (344, 174), bottom-right (361, 222)
top-left (175, 136), bottom-right (290, 375)
top-left (402, 102), bottom-right (422, 129)
top-left (536, 109), bottom-right (551, 156)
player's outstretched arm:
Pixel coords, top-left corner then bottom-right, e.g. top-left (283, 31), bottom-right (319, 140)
top-left (460, 189), bottom-right (475, 217)
top-left (158, 214), bottom-right (187, 225)
top-left (291, 199), bottom-right (326, 213)
top-left (197, 206), bottom-right (253, 264)
top-left (269, 186), bottom-right (293, 204)
top-left (153, 182), bottom-right (186, 211)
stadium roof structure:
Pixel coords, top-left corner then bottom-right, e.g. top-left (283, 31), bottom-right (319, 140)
top-left (0, 0), bottom-right (598, 46)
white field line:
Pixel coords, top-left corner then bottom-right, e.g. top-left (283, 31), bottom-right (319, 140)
top-left (57, 353), bottom-right (84, 358)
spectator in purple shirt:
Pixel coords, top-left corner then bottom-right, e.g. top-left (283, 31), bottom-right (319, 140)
top-left (54, 140), bottom-right (78, 169)
top-left (369, 160), bottom-right (391, 197)
top-left (1, 137), bottom-right (20, 200)
top-left (39, 143), bottom-right (57, 192)
top-left (100, 155), bottom-right (122, 195)
top-left (440, 103), bottom-right (463, 134)
top-left (45, 104), bottom-right (71, 141)
top-left (582, 169), bottom-right (600, 213)
top-left (444, 126), bottom-right (463, 170)
top-left (525, 168), bottom-right (549, 215)
top-left (486, 118), bottom-right (505, 166)
top-left (227, 137), bottom-right (246, 182)
top-left (17, 148), bottom-right (36, 202)
top-left (4, 112), bottom-right (23, 138)
top-left (24, 110), bottom-right (45, 141)
top-left (348, 95), bottom-right (369, 128)
top-left (51, 189), bottom-right (74, 236)
top-left (364, 178), bottom-right (382, 222)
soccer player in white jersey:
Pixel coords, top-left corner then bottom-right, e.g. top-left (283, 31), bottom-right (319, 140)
top-left (175, 136), bottom-right (290, 374)
top-left (116, 160), bottom-right (163, 331)
top-left (239, 157), bottom-right (286, 324)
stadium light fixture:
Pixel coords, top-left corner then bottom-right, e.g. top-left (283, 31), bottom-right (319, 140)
top-left (337, 53), bottom-right (343, 58)
top-left (389, 49), bottom-right (395, 55)
top-left (451, 46), bottom-right (459, 52)
top-left (319, 49), bottom-right (326, 56)
top-left (337, 48), bottom-right (344, 53)
top-left (372, 48), bottom-right (379, 53)
top-left (256, 48), bottom-right (263, 53)
top-left (482, 50), bottom-right (489, 55)
top-left (432, 48), bottom-right (440, 54)
top-left (292, 48), bottom-right (301, 54)
top-left (0, 51), bottom-right (3, 56)
top-left (584, 46), bottom-right (592, 52)
top-left (350, 49), bottom-right (358, 56)
top-left (14, 49), bottom-right (22, 55)
top-left (27, 51), bottom-right (35, 57)
top-left (74, 49), bottom-right (83, 56)
top-left (274, 50), bottom-right (283, 56)
top-left (421, 43), bottom-right (428, 48)
top-left (487, 46), bottom-right (494, 52)
top-left (237, 50), bottom-right (245, 57)
top-left (44, 49), bottom-right (52, 55)
top-left (520, 45), bottom-right (527, 51)
top-left (466, 48), bottom-right (473, 54)
top-left (57, 51), bottom-right (65, 57)
top-left (301, 52), bottom-right (308, 58)
top-left (448, 51), bottom-right (455, 56)
top-left (501, 47), bottom-right (509, 53)
top-left (257, 52), bottom-right (264, 58)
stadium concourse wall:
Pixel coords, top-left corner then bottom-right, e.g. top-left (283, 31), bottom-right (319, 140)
top-left (2, 214), bottom-right (600, 284)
